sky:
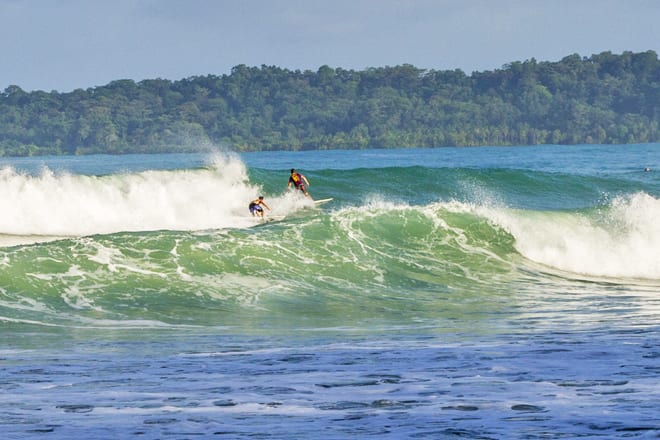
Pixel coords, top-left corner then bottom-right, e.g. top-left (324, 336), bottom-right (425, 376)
top-left (1, 0), bottom-right (660, 93)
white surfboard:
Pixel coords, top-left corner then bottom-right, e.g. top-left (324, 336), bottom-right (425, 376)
top-left (264, 215), bottom-right (286, 222)
top-left (243, 215), bottom-right (286, 227)
top-left (313, 198), bottom-right (333, 206)
top-left (255, 215), bottom-right (286, 224)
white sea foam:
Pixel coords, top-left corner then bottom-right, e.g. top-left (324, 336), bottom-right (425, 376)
top-left (0, 153), bottom-right (309, 243)
top-left (479, 192), bottom-right (660, 280)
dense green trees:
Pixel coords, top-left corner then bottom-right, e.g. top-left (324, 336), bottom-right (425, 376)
top-left (1, 50), bottom-right (660, 156)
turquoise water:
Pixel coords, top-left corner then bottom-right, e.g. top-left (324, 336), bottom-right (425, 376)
top-left (1, 144), bottom-right (659, 438)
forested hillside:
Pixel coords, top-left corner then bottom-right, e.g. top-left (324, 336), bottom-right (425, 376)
top-left (1, 50), bottom-right (659, 156)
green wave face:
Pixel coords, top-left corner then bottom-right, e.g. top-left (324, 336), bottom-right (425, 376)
top-left (0, 203), bottom-right (518, 330)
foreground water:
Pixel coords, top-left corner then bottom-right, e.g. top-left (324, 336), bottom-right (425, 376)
top-left (1, 144), bottom-right (659, 439)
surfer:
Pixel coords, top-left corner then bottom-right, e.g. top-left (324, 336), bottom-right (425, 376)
top-left (288, 168), bottom-right (312, 199)
top-left (248, 196), bottom-right (271, 218)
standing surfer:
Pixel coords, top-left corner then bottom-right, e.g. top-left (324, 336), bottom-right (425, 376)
top-left (288, 168), bottom-right (312, 199)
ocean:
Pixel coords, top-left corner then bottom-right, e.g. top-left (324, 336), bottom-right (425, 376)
top-left (1, 144), bottom-right (659, 439)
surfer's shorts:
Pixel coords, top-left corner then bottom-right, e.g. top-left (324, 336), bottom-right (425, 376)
top-left (249, 205), bottom-right (263, 215)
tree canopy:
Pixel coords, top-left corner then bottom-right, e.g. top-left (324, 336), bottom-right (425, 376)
top-left (1, 50), bottom-right (660, 156)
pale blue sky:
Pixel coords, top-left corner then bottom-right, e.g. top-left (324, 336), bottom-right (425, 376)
top-left (2, 0), bottom-right (659, 92)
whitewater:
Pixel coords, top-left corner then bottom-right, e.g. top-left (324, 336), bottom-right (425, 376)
top-left (1, 144), bottom-right (659, 439)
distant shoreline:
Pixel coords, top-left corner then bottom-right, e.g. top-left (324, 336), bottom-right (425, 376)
top-left (2, 50), bottom-right (660, 157)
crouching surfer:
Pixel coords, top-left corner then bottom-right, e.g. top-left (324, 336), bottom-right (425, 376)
top-left (249, 196), bottom-right (271, 218)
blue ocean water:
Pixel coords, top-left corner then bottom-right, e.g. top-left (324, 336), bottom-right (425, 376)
top-left (1, 144), bottom-right (659, 439)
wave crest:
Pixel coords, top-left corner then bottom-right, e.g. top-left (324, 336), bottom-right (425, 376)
top-left (480, 192), bottom-right (660, 280)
